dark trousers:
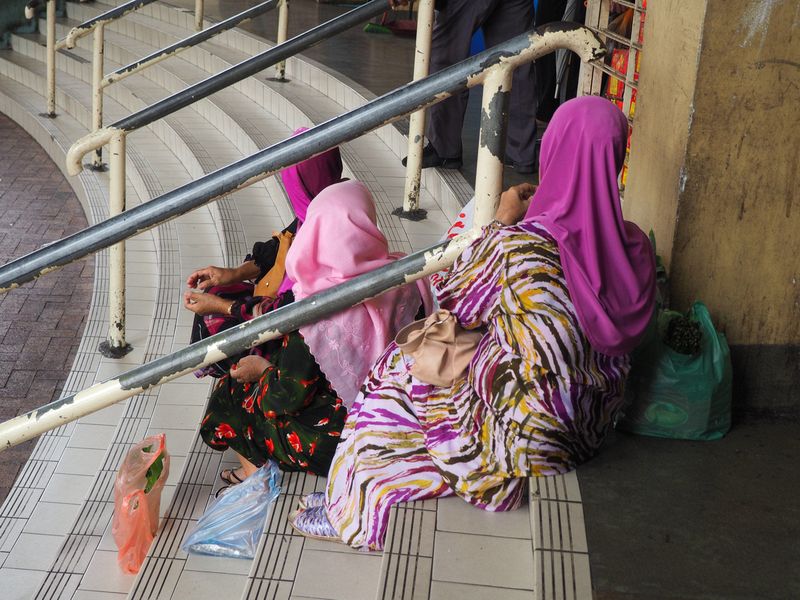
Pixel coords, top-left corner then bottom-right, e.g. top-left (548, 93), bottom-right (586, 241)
top-left (534, 0), bottom-right (569, 120)
top-left (426, 0), bottom-right (537, 169)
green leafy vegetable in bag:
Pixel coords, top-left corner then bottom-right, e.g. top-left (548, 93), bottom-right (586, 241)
top-left (142, 446), bottom-right (165, 494)
top-left (664, 315), bottom-right (702, 355)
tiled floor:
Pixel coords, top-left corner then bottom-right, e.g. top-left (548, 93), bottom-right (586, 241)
top-left (0, 1), bottom-right (574, 599)
top-left (580, 423), bottom-right (800, 600)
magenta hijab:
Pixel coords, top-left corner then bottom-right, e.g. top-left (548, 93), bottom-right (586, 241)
top-left (285, 180), bottom-right (434, 406)
top-left (279, 127), bottom-right (344, 224)
top-left (524, 96), bottom-right (655, 356)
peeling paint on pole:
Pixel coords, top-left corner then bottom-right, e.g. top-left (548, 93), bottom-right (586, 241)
top-left (102, 1), bottom-right (280, 88)
top-left (0, 23), bottom-right (604, 295)
top-left (0, 235), bottom-right (482, 450)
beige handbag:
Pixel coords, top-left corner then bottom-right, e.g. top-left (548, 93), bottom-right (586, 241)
top-left (395, 309), bottom-right (484, 387)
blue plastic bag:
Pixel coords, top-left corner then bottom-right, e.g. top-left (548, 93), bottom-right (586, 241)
top-left (181, 461), bottom-right (281, 559)
top-left (617, 302), bottom-right (733, 441)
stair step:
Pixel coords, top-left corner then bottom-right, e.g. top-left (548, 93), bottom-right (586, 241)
top-left (0, 2), bottom-right (539, 598)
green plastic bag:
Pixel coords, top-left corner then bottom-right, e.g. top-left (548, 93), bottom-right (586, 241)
top-left (617, 302), bottom-right (732, 440)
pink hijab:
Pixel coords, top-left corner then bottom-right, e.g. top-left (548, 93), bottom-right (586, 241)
top-left (279, 127), bottom-right (344, 223)
top-left (285, 180), bottom-right (433, 406)
top-left (524, 96), bottom-right (655, 356)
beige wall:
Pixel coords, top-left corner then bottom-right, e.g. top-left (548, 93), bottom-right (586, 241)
top-left (626, 0), bottom-right (799, 347)
top-left (624, 0), bottom-right (707, 265)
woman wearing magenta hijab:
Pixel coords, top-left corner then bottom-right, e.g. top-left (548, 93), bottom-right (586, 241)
top-left (199, 180), bottom-right (433, 491)
top-left (289, 97), bottom-right (657, 549)
top-left (182, 128), bottom-right (344, 377)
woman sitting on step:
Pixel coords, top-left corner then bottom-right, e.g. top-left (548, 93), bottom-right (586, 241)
top-left (199, 180), bottom-right (433, 491)
top-left (183, 128), bottom-right (343, 377)
top-left (289, 97), bottom-right (657, 550)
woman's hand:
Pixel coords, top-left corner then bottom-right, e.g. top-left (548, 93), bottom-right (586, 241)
top-left (183, 291), bottom-right (233, 316)
top-left (231, 356), bottom-right (272, 384)
top-left (495, 183), bottom-right (537, 226)
top-left (186, 265), bottom-right (239, 290)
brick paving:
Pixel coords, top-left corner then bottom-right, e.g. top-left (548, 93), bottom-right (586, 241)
top-left (0, 112), bottom-right (94, 505)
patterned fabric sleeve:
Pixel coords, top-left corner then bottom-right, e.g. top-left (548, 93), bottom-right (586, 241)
top-left (255, 331), bottom-right (328, 415)
top-left (433, 225), bottom-right (506, 328)
top-left (231, 290), bottom-right (293, 323)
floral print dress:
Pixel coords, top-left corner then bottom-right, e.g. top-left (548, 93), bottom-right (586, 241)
top-left (199, 330), bottom-right (346, 475)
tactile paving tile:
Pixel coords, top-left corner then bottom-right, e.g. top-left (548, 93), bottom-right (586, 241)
top-left (128, 435), bottom-right (222, 600)
top-left (529, 473), bottom-right (592, 600)
top-left (241, 471), bottom-right (326, 600)
top-left (377, 500), bottom-right (438, 600)
top-left (32, 145), bottom-right (185, 599)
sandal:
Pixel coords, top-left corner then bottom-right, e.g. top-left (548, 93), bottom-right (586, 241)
top-left (288, 506), bottom-right (340, 542)
top-left (219, 467), bottom-right (246, 486)
top-left (298, 491), bottom-right (325, 510)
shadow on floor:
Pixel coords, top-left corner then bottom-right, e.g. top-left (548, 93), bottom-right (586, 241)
top-left (578, 419), bottom-right (800, 600)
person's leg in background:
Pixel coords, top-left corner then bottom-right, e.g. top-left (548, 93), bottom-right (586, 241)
top-left (421, 0), bottom-right (495, 168)
top-left (534, 0), bottom-right (569, 122)
top-left (482, 0), bottom-right (538, 173)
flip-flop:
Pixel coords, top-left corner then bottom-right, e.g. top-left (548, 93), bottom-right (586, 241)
top-left (219, 468), bottom-right (246, 485)
top-left (288, 507), bottom-right (341, 543)
top-left (298, 491), bottom-right (325, 510)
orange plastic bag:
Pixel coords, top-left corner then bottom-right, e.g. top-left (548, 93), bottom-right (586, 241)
top-left (112, 433), bottom-right (170, 574)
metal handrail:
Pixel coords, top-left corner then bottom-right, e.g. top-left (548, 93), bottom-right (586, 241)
top-left (0, 24), bottom-right (605, 292)
top-left (38, 0), bottom-right (431, 216)
top-left (29, 0), bottom-right (204, 125)
top-left (68, 0), bottom-right (393, 159)
top-left (61, 0), bottom-right (159, 50)
top-left (88, 0), bottom-right (281, 173)
top-left (58, 0), bottom-right (403, 356)
top-left (0, 23), bottom-right (605, 450)
top-left (59, 0), bottom-right (161, 162)
top-left (24, 0), bottom-right (45, 20)
top-left (102, 0), bottom-right (280, 88)
top-left (0, 237), bottom-right (459, 449)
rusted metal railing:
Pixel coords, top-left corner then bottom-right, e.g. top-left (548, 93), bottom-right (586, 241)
top-left (63, 0), bottom-right (406, 356)
top-left (102, 1), bottom-right (281, 89)
top-left (395, 0), bottom-right (434, 220)
top-left (0, 24), bottom-right (604, 449)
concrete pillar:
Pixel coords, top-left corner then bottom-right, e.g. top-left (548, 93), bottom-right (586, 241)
top-left (625, 0), bottom-right (799, 415)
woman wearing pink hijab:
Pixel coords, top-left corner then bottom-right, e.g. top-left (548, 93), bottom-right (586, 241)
top-left (183, 129), bottom-right (343, 377)
top-left (199, 180), bottom-right (432, 490)
top-left (289, 96), bottom-right (656, 550)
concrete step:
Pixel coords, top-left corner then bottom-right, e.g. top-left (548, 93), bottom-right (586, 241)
top-left (70, 0), bottom-right (472, 226)
top-left (0, 2), bottom-right (566, 599)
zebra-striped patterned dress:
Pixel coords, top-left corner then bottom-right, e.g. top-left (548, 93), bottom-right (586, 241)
top-left (325, 222), bottom-right (631, 550)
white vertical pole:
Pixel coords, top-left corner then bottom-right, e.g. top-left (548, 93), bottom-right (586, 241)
top-left (578, 0), bottom-right (608, 96)
top-left (102, 132), bottom-right (131, 357)
top-left (275, 0), bottom-right (290, 80)
top-left (46, 0), bottom-right (56, 116)
top-left (91, 23), bottom-right (105, 169)
top-left (195, 0), bottom-right (204, 31)
top-left (398, 0), bottom-right (435, 219)
top-left (473, 65), bottom-right (513, 228)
